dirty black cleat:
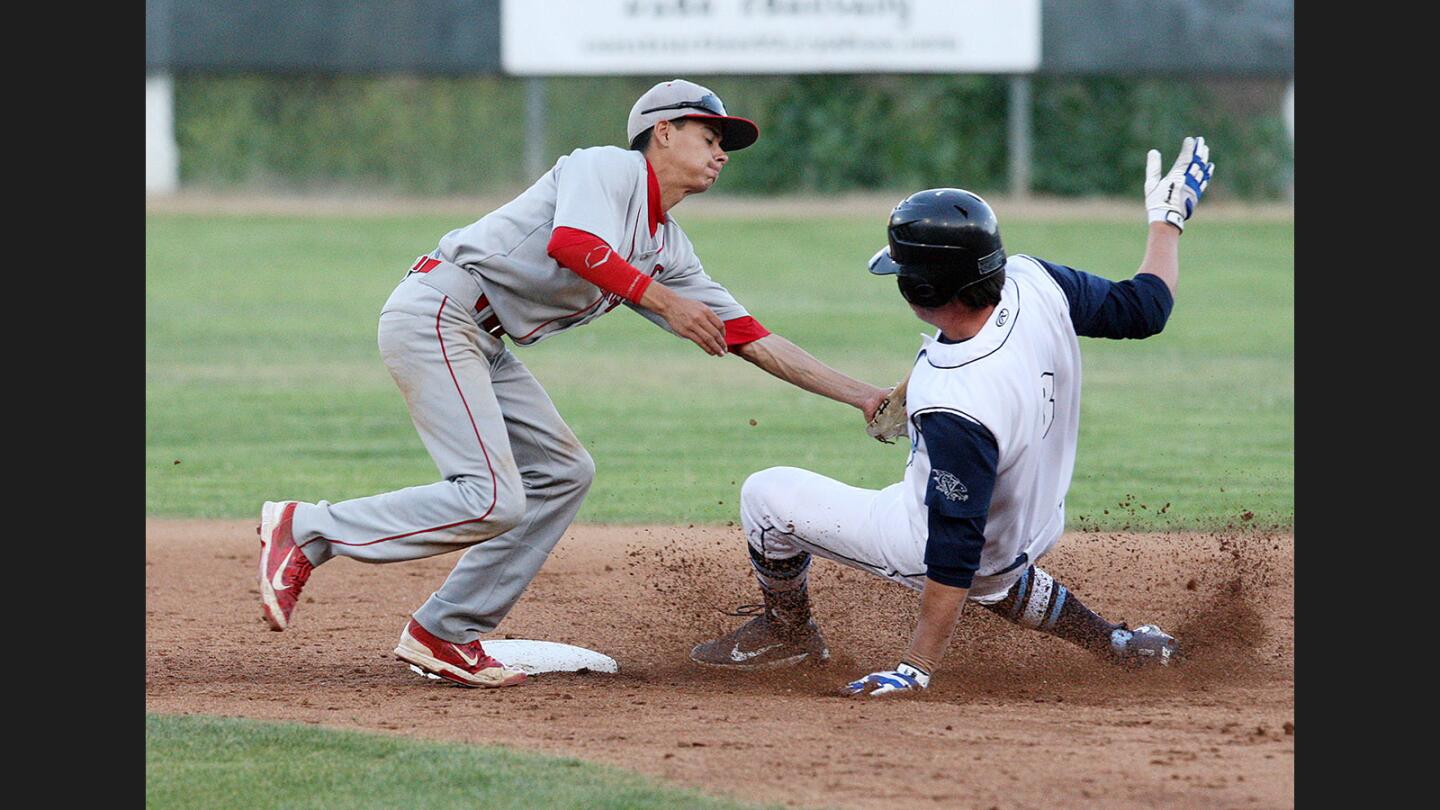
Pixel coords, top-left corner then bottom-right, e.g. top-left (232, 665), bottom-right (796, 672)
top-left (690, 609), bottom-right (830, 670)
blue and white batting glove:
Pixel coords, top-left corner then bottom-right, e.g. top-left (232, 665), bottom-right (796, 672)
top-left (842, 662), bottom-right (931, 697)
top-left (1144, 136), bottom-right (1215, 232)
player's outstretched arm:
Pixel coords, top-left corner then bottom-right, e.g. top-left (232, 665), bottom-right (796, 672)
top-left (732, 334), bottom-right (888, 421)
top-left (1140, 135), bottom-right (1215, 298)
top-left (844, 578), bottom-right (967, 697)
top-left (905, 579), bottom-right (968, 672)
top-left (638, 280), bottom-right (729, 356)
top-left (1137, 222), bottom-right (1182, 299)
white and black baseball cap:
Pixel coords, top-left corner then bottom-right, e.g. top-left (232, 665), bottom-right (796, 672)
top-left (626, 79), bottom-right (760, 152)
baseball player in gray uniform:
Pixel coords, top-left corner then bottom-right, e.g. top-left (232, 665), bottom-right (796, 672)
top-left (256, 79), bottom-right (889, 688)
top-left (691, 138), bottom-right (1214, 696)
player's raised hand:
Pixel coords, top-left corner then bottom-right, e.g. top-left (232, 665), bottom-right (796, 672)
top-left (842, 662), bottom-right (930, 697)
top-left (1144, 136), bottom-right (1215, 232)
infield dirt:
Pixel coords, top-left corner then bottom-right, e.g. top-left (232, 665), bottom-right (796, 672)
top-left (146, 520), bottom-right (1294, 809)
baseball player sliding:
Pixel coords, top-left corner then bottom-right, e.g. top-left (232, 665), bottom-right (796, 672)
top-left (691, 138), bottom-right (1215, 695)
top-left (257, 79), bottom-right (889, 688)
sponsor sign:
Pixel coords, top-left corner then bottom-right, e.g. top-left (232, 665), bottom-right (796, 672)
top-left (502, 0), bottom-right (1041, 75)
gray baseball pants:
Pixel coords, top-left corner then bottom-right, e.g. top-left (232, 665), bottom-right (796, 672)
top-left (290, 260), bottom-right (594, 643)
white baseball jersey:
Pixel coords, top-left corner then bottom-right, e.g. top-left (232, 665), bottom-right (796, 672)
top-left (901, 255), bottom-right (1083, 579)
top-left (435, 146), bottom-right (749, 345)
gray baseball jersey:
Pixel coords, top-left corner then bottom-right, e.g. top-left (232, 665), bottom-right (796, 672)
top-left (282, 145), bottom-right (755, 646)
top-left (437, 146), bottom-right (748, 345)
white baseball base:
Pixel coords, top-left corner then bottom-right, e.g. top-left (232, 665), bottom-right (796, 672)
top-left (479, 639), bottom-right (619, 675)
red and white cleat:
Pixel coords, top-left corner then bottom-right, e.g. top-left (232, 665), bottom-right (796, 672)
top-left (257, 500), bottom-right (313, 631)
top-left (394, 618), bottom-right (528, 688)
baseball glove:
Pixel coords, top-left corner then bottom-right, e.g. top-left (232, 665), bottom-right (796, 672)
top-left (865, 370), bottom-right (910, 443)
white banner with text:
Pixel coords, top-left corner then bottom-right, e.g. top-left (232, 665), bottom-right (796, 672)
top-left (501, 0), bottom-right (1041, 75)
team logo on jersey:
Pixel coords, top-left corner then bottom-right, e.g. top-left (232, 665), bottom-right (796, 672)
top-left (932, 470), bottom-right (969, 502)
top-left (995, 308), bottom-right (1009, 327)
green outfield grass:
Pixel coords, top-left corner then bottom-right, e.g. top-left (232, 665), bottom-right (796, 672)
top-left (145, 714), bottom-right (770, 810)
top-left (145, 211), bottom-right (1292, 528)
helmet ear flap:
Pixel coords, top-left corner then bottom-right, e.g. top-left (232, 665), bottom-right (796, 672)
top-left (897, 265), bottom-right (960, 308)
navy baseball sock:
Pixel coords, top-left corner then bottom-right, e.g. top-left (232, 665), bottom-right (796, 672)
top-left (749, 546), bottom-right (813, 628)
top-left (979, 566), bottom-right (1121, 656)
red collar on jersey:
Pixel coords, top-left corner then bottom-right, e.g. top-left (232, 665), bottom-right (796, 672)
top-left (645, 158), bottom-right (663, 237)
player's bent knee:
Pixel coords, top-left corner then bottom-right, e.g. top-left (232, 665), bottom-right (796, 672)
top-left (538, 444), bottom-right (594, 497)
top-left (740, 466), bottom-right (804, 508)
top-left (482, 501), bottom-right (525, 537)
top-left (489, 480), bottom-right (528, 533)
top-left (452, 473), bottom-right (526, 536)
top-left (569, 448), bottom-right (596, 491)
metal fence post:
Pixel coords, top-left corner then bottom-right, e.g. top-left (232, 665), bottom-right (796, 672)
top-left (525, 77), bottom-right (548, 181)
top-left (1008, 74), bottom-right (1032, 199)
top-left (1283, 80), bottom-right (1294, 202)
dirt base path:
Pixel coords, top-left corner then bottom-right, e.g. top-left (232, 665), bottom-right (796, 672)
top-left (146, 520), bottom-right (1294, 809)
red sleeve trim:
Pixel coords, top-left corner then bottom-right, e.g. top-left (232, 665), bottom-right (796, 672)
top-left (644, 159), bottom-right (664, 237)
top-left (724, 315), bottom-right (770, 348)
top-left (548, 226), bottom-right (653, 304)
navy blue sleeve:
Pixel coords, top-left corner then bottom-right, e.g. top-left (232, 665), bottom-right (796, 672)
top-left (1033, 257), bottom-right (1174, 340)
top-left (917, 411), bottom-right (999, 589)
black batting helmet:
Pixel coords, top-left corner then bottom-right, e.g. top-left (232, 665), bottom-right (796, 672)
top-left (867, 188), bottom-right (1006, 308)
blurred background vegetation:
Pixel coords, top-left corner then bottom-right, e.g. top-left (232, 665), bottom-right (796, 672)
top-left (175, 74), bottom-right (1291, 199)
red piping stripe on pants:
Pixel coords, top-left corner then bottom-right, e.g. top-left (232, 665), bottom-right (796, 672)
top-left (322, 295), bottom-right (500, 547)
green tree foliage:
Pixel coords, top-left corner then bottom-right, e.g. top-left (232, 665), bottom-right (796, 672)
top-left (174, 74), bottom-right (1291, 198)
